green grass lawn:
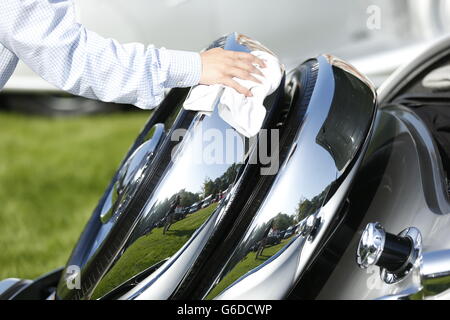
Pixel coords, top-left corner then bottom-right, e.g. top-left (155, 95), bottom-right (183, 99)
top-left (92, 203), bottom-right (219, 298)
top-left (0, 111), bottom-right (150, 280)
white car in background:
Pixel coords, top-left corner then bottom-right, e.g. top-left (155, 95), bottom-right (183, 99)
top-left (2, 0), bottom-right (450, 112)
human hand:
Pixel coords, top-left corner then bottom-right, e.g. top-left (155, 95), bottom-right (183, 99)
top-left (199, 48), bottom-right (267, 97)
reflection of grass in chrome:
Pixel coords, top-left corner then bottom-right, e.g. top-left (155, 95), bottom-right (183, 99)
top-left (206, 238), bottom-right (290, 299)
top-left (92, 202), bottom-right (219, 299)
top-left (419, 275), bottom-right (450, 299)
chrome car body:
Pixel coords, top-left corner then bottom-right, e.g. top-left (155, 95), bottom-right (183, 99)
top-left (2, 32), bottom-right (450, 300)
top-left (52, 32), bottom-right (376, 300)
top-left (311, 35), bottom-right (450, 300)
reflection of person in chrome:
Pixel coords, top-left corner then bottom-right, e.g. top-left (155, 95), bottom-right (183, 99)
top-left (163, 195), bottom-right (181, 235)
top-left (255, 221), bottom-right (274, 260)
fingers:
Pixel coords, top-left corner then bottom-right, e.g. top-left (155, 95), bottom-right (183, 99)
top-left (199, 47), bottom-right (267, 93)
top-left (234, 60), bottom-right (264, 77)
top-left (222, 51), bottom-right (269, 96)
top-left (227, 51), bottom-right (266, 83)
top-left (233, 51), bottom-right (267, 68)
top-left (222, 78), bottom-right (253, 97)
top-left (228, 67), bottom-right (262, 84)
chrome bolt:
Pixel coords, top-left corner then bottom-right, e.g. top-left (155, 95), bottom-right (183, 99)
top-left (356, 222), bottom-right (422, 284)
top-left (356, 222), bottom-right (386, 269)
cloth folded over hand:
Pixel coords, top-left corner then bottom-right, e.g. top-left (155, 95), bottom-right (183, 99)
top-left (183, 50), bottom-right (283, 137)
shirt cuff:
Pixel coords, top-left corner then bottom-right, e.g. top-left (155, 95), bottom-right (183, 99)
top-left (164, 49), bottom-right (202, 88)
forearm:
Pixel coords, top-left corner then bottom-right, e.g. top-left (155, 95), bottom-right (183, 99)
top-left (26, 26), bottom-right (202, 109)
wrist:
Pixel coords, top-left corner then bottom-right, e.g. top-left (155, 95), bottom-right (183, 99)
top-left (164, 49), bottom-right (202, 88)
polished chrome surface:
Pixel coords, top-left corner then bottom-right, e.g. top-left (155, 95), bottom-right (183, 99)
top-left (56, 92), bottom-right (190, 299)
top-left (0, 278), bottom-right (32, 300)
top-left (46, 291), bottom-right (56, 300)
top-left (117, 34), bottom-right (283, 300)
top-left (381, 227), bottom-right (422, 284)
top-left (2, 267), bottom-right (63, 300)
top-left (57, 32), bottom-right (284, 300)
top-left (421, 249), bottom-right (450, 298)
top-left (45, 31), bottom-right (450, 301)
top-left (55, 33), bottom-right (379, 301)
top-left (324, 54), bottom-right (376, 99)
top-left (0, 279), bottom-right (20, 293)
top-left (315, 37), bottom-right (450, 299)
top-left (197, 55), bottom-right (377, 300)
top-left (317, 107), bottom-right (450, 300)
top-left (100, 123), bottom-right (164, 224)
top-left (356, 222), bottom-right (386, 269)
top-left (212, 163), bottom-right (364, 300)
top-left (79, 123), bottom-right (165, 274)
top-left (357, 222), bottom-right (422, 284)
top-left (375, 249), bottom-right (450, 300)
top-left (300, 214), bottom-right (321, 241)
top-left (375, 286), bottom-right (423, 300)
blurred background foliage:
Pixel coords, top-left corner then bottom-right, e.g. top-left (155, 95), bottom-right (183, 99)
top-left (0, 109), bottom-right (149, 280)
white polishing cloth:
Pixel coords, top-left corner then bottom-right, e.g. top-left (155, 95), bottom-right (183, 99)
top-left (183, 50), bottom-right (282, 137)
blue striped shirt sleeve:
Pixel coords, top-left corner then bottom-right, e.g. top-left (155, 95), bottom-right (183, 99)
top-left (0, 0), bottom-right (202, 109)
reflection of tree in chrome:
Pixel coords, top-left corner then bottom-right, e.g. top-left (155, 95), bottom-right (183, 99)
top-left (134, 163), bottom-right (242, 240)
top-left (179, 190), bottom-right (201, 207)
top-left (296, 186), bottom-right (330, 221)
top-left (202, 163), bottom-right (241, 197)
top-left (272, 213), bottom-right (294, 231)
